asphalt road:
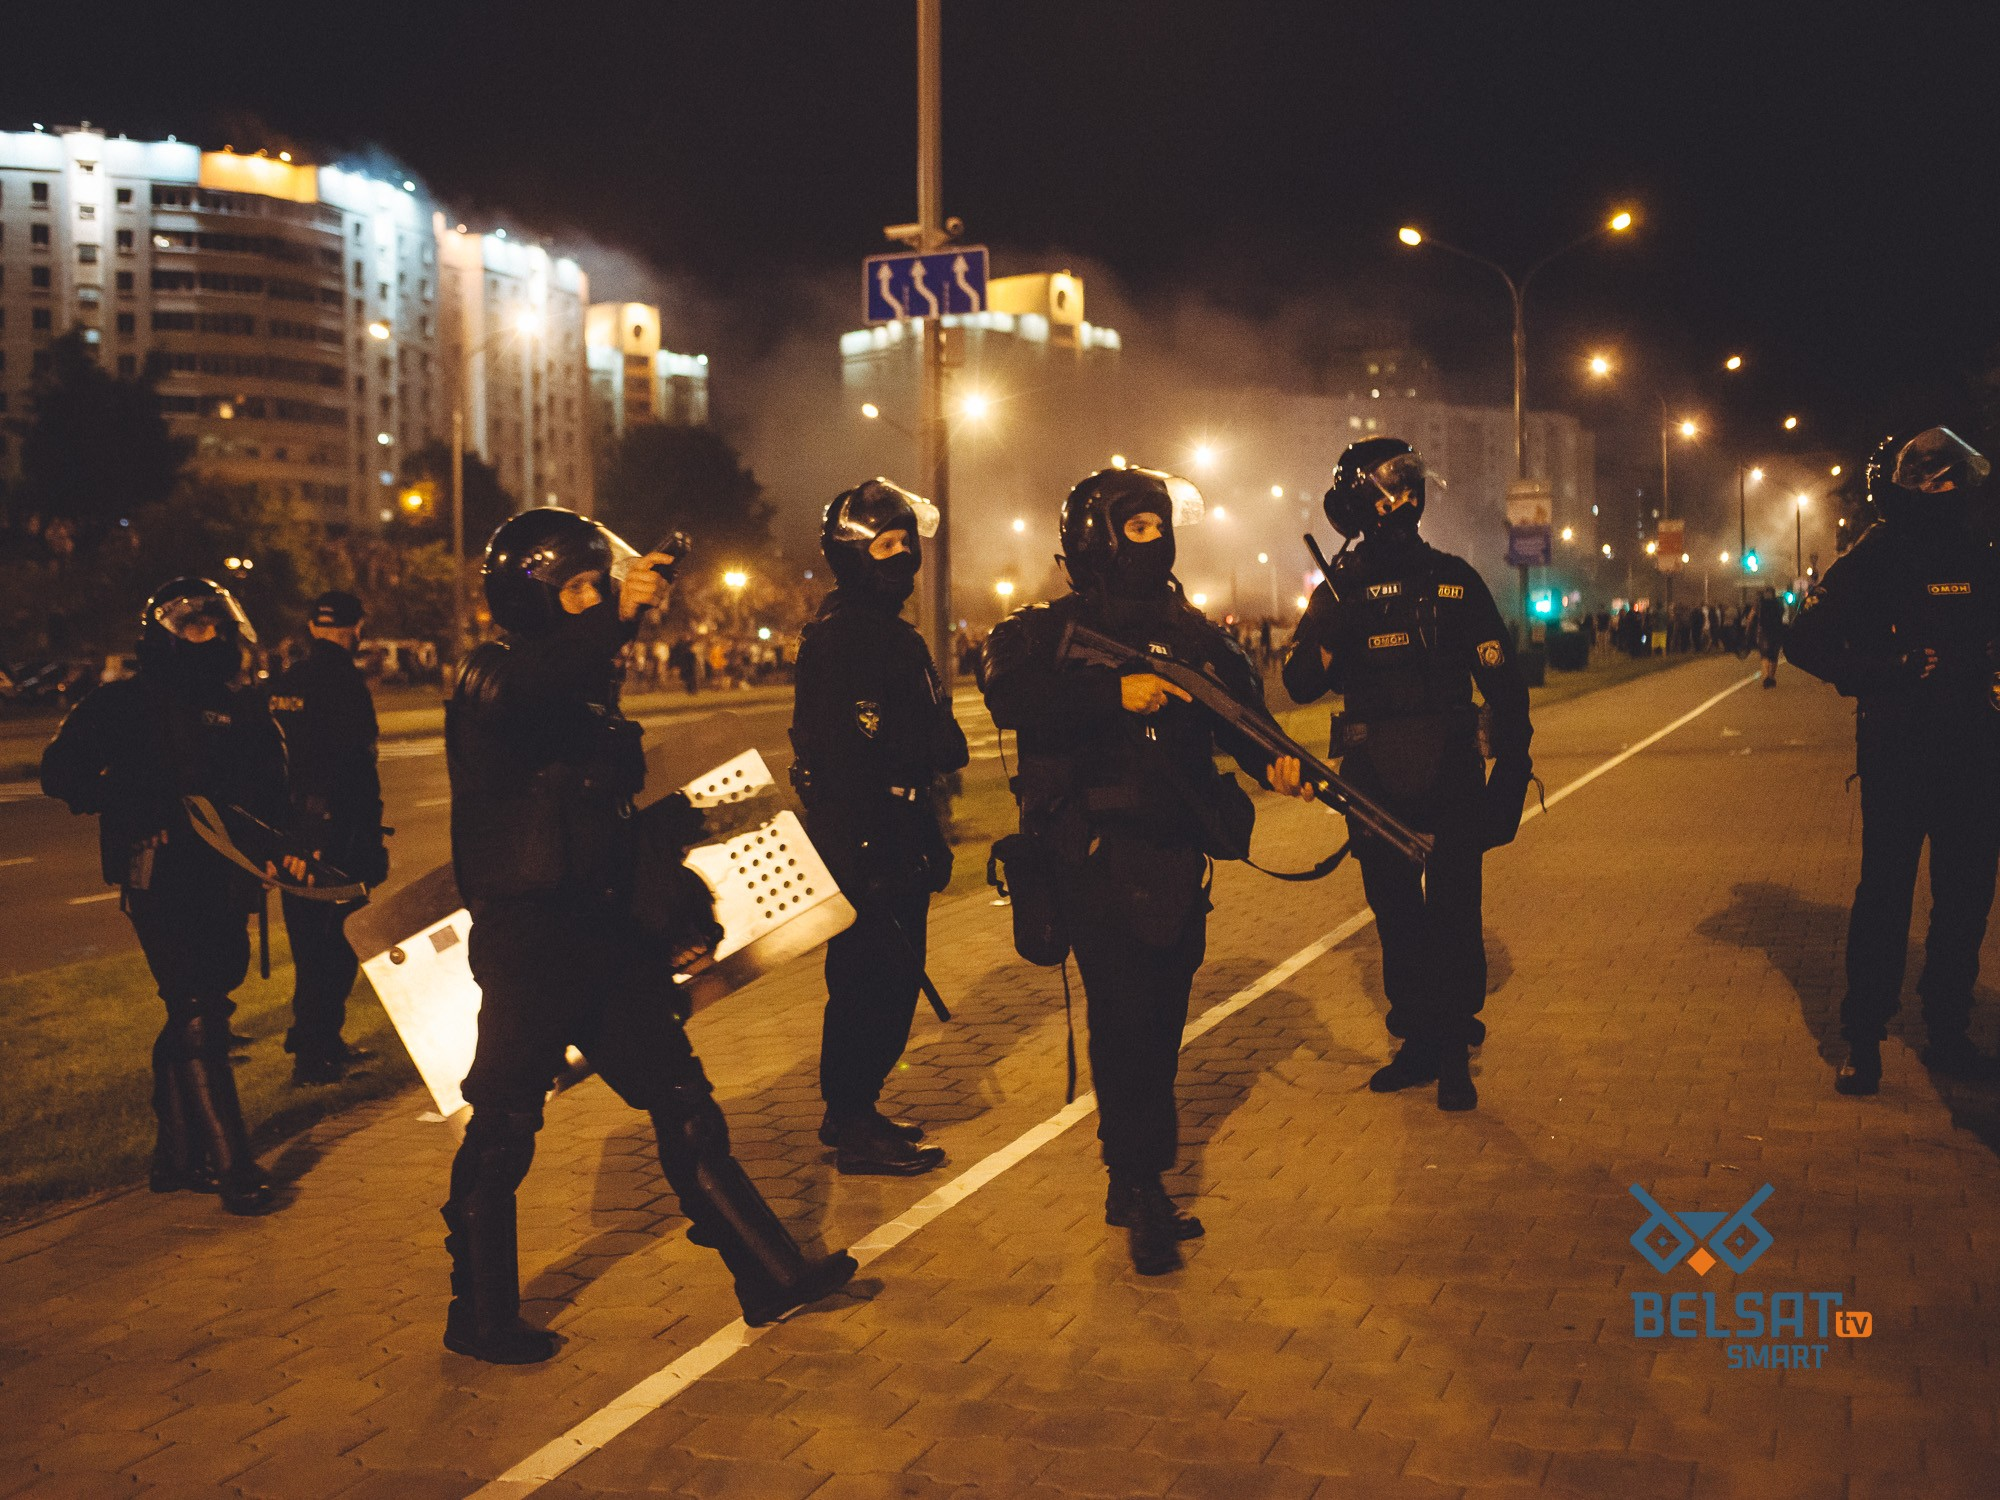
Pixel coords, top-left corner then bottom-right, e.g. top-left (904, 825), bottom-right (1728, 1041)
top-left (0, 689), bottom-right (1001, 979)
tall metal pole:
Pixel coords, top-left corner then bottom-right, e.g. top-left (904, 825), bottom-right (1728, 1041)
top-left (451, 404), bottom-right (467, 662)
top-left (1509, 281), bottom-right (1530, 626)
top-left (916, 0), bottom-right (953, 685)
top-left (1656, 396), bottom-right (1675, 610)
top-left (1738, 464), bottom-right (1749, 606)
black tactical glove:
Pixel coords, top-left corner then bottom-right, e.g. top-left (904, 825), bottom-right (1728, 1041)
top-left (1483, 756), bottom-right (1533, 850)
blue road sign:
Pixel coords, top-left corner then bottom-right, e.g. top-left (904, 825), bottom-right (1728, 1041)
top-left (863, 246), bottom-right (989, 323)
top-left (1506, 524), bottom-right (1553, 567)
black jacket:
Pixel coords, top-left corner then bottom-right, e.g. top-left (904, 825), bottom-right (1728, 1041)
top-left (790, 587), bottom-right (968, 885)
top-left (980, 589), bottom-right (1271, 860)
top-left (1283, 531), bottom-right (1531, 804)
top-left (1786, 518), bottom-right (2000, 748)
top-left (41, 664), bottom-right (289, 893)
top-left (446, 605), bottom-right (646, 907)
top-left (268, 638), bottom-right (386, 885)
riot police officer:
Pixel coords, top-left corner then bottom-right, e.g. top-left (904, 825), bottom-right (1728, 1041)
top-left (443, 508), bottom-right (855, 1364)
top-left (981, 466), bottom-right (1308, 1276)
top-left (1283, 438), bottom-right (1533, 1112)
top-left (40, 578), bottom-right (284, 1215)
top-left (268, 590), bottom-right (388, 1084)
top-left (1786, 428), bottom-right (2000, 1093)
top-left (792, 480), bottom-right (967, 1175)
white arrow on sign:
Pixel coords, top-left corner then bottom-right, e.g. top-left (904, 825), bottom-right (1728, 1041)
top-left (952, 254), bottom-right (982, 311)
top-left (908, 259), bottom-right (941, 317)
top-left (874, 264), bottom-right (906, 319)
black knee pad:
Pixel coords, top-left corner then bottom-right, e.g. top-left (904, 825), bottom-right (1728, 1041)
top-left (459, 1108), bottom-right (541, 1193)
top-left (651, 1096), bottom-right (730, 1168)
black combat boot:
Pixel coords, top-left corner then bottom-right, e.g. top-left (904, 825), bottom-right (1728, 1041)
top-left (655, 1107), bottom-right (859, 1326)
top-left (442, 1116), bottom-right (559, 1364)
top-left (148, 1031), bottom-right (219, 1194)
top-left (1369, 1042), bottom-right (1439, 1093)
top-left (173, 1016), bottom-right (276, 1215)
top-left (1836, 1040), bottom-right (1882, 1096)
top-left (1111, 1174), bottom-right (1185, 1276)
top-left (817, 1106), bottom-right (925, 1148)
top-left (1435, 1046), bottom-right (1478, 1112)
top-left (1106, 1178), bottom-right (1204, 1241)
top-left (831, 1112), bottom-right (945, 1177)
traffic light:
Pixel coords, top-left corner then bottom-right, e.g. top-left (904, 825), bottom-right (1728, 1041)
top-left (1783, 589), bottom-right (1797, 606)
top-left (1743, 550), bottom-right (1761, 574)
top-left (1530, 590), bottom-right (1556, 617)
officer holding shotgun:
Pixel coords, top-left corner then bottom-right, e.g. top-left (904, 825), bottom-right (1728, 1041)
top-left (1284, 437), bottom-right (1533, 1112)
top-left (981, 465), bottom-right (1315, 1276)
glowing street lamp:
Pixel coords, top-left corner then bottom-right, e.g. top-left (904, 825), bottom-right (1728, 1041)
top-left (1560, 526), bottom-right (1574, 542)
top-left (958, 391), bottom-right (991, 422)
top-left (367, 321), bottom-right (391, 341)
top-left (1110, 453), bottom-right (1128, 469)
top-left (860, 402), bottom-right (881, 420)
top-left (1678, 418), bottom-right (1699, 439)
top-left (1011, 517), bottom-right (1026, 533)
top-left (1724, 354), bottom-right (1743, 371)
top-left (723, 570), bottom-right (749, 591)
top-left (1784, 415), bottom-right (1800, 431)
top-left (1210, 505), bottom-right (1228, 521)
top-left (1191, 443), bottom-right (1217, 471)
top-left (1270, 485), bottom-right (1284, 499)
top-left (1587, 353), bottom-right (1613, 378)
top-left (994, 580), bottom-right (1015, 599)
top-left (1190, 593), bottom-right (1209, 609)
top-left (1602, 543), bottom-right (1614, 557)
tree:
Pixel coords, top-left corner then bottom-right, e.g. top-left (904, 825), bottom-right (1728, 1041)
top-left (19, 332), bottom-right (188, 540)
top-left (595, 425), bottom-right (773, 555)
top-left (393, 441), bottom-right (520, 552)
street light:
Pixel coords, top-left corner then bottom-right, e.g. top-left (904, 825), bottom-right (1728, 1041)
top-left (367, 321), bottom-right (391, 341)
top-left (861, 402), bottom-right (881, 420)
top-left (1011, 517), bottom-right (1026, 533)
top-left (1784, 415), bottom-right (1800, 431)
top-left (1724, 354), bottom-right (1743, 371)
top-left (1602, 543), bottom-right (1614, 557)
top-left (723, 570), bottom-right (749, 591)
top-left (1587, 353), bottom-right (1613, 377)
top-left (1270, 485), bottom-right (1284, 499)
top-left (1191, 443), bottom-right (1216, 471)
top-left (994, 579), bottom-right (1015, 599)
top-left (958, 391), bottom-right (991, 422)
top-left (1795, 492), bottom-right (1811, 580)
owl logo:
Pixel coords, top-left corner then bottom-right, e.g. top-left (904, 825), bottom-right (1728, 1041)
top-left (1476, 640), bottom-right (1505, 667)
top-left (856, 700), bottom-right (882, 738)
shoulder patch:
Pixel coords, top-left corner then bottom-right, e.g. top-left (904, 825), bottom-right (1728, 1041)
top-left (1928, 582), bottom-right (1972, 595)
top-left (1437, 583), bottom-right (1465, 599)
top-left (1476, 639), bottom-right (1505, 667)
top-left (268, 695), bottom-right (306, 713)
top-left (1366, 581), bottom-right (1402, 599)
top-left (1368, 631), bottom-right (1411, 649)
top-left (855, 700), bottom-right (882, 738)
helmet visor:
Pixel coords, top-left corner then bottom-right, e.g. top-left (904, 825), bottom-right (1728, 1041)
top-left (830, 479), bottom-right (939, 542)
top-left (1368, 452), bottom-right (1431, 512)
top-left (601, 527), bottom-right (646, 587)
top-left (153, 589), bottom-right (256, 646)
top-left (1893, 427), bottom-right (1992, 493)
top-left (1162, 473), bottom-right (1204, 529)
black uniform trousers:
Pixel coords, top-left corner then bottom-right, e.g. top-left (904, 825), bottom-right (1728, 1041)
top-left (819, 879), bottom-right (932, 1116)
top-left (1842, 715), bottom-right (2000, 1046)
top-left (1346, 754), bottom-right (1490, 1052)
top-left (461, 893), bottom-right (711, 1119)
top-left (1058, 839), bottom-right (1209, 1177)
top-left (281, 892), bottom-right (362, 1060)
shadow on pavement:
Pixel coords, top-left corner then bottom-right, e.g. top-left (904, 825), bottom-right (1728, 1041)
top-left (1697, 879), bottom-right (2000, 1158)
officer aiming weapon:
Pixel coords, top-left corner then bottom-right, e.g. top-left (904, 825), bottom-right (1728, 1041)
top-left (1055, 618), bottom-right (1433, 867)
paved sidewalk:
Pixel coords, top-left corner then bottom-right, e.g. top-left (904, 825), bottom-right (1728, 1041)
top-left (4, 655), bottom-right (1997, 1499)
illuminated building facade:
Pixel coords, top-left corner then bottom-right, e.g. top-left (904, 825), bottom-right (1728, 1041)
top-left (0, 123), bottom-right (592, 526)
top-left (585, 301), bottom-right (709, 449)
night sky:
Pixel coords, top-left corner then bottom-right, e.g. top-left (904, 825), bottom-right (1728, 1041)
top-left (9, 0), bottom-right (1999, 480)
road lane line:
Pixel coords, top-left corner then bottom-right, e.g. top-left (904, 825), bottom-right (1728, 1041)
top-left (67, 892), bottom-right (120, 905)
top-left (463, 668), bottom-right (1750, 1499)
top-left (415, 796), bottom-right (452, 808)
top-left (0, 856), bottom-right (34, 869)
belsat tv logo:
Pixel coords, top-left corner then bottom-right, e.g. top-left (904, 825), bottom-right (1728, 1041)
top-left (1627, 1184), bottom-right (1873, 1370)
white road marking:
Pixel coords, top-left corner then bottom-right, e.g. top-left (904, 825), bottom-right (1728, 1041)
top-left (0, 856), bottom-right (34, 869)
top-left (415, 796), bottom-right (452, 808)
top-left (463, 666), bottom-right (1752, 1500)
top-left (67, 891), bottom-right (120, 905)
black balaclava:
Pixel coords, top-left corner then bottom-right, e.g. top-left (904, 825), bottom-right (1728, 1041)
top-left (1106, 491), bottom-right (1175, 599)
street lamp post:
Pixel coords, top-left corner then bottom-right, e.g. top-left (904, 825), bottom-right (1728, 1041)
top-left (1399, 211), bottom-right (1633, 626)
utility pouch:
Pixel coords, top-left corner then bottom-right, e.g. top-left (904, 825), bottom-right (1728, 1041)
top-left (987, 833), bottom-right (1069, 966)
top-left (126, 831), bottom-right (165, 891)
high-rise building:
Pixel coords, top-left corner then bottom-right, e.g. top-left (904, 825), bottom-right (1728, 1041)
top-left (584, 301), bottom-right (709, 451)
top-left (0, 124), bottom-right (592, 527)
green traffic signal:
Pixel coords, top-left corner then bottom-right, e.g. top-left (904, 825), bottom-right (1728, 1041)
top-left (1743, 550), bottom-right (1761, 574)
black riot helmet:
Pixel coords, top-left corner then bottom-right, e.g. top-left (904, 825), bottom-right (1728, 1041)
top-left (1056, 465), bottom-right (1205, 594)
top-left (481, 506), bottom-right (638, 637)
top-left (1864, 428), bottom-right (1991, 529)
top-left (821, 479), bottom-right (939, 601)
top-left (138, 576), bottom-right (257, 679)
top-left (1324, 437), bottom-right (1432, 540)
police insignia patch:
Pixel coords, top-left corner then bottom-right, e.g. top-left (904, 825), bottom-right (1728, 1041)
top-left (1367, 581), bottom-right (1403, 599)
top-left (1368, 631), bottom-right (1411, 649)
top-left (856, 701), bottom-right (882, 738)
top-left (1476, 640), bottom-right (1504, 667)
top-left (1437, 584), bottom-right (1464, 599)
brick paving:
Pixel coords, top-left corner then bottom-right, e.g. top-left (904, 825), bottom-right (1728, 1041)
top-left (4, 654), bottom-right (1998, 1499)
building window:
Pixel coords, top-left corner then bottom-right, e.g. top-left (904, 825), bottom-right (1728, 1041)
top-left (79, 204), bottom-right (96, 220)
top-left (32, 266), bottom-right (52, 290)
top-left (117, 187), bottom-right (132, 205)
top-left (116, 229), bottom-right (133, 253)
top-left (117, 313), bottom-right (135, 334)
top-left (31, 224), bottom-right (50, 247)
top-left (79, 244), bottom-right (99, 264)
top-left (33, 308), bottom-right (53, 331)
top-left (116, 271), bottom-right (134, 293)
top-left (32, 181), bottom-right (49, 204)
top-left (353, 260), bottom-right (363, 289)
